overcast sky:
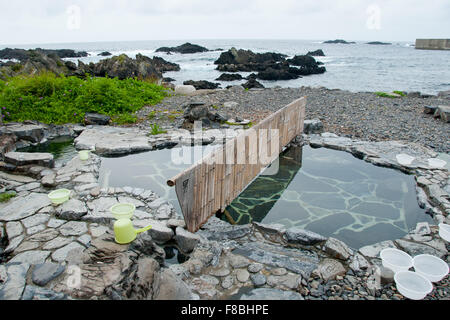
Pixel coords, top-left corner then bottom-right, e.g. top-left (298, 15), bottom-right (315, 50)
top-left (1, 0), bottom-right (449, 45)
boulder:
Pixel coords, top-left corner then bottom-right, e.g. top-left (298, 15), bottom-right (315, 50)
top-left (174, 227), bottom-right (201, 253)
top-left (5, 151), bottom-right (54, 168)
top-left (155, 42), bottom-right (209, 54)
top-left (306, 49), bottom-right (325, 56)
top-left (77, 54), bottom-right (180, 80)
top-left (434, 105), bottom-right (450, 122)
top-left (98, 51), bottom-right (112, 56)
top-left (215, 73), bottom-right (244, 81)
top-left (318, 258), bottom-right (346, 281)
top-left (83, 113), bottom-right (111, 126)
top-left (284, 227), bottom-right (327, 245)
top-left (183, 80), bottom-right (220, 90)
top-left (303, 119), bottom-right (324, 134)
top-left (242, 79), bottom-right (264, 89)
top-left (287, 55), bottom-right (326, 75)
top-left (5, 124), bottom-right (45, 143)
top-left (174, 85), bottom-right (196, 95)
top-left (323, 237), bottom-right (353, 260)
top-left (424, 105), bottom-right (438, 114)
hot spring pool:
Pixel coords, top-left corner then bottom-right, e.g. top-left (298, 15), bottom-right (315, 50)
top-left (222, 145), bottom-right (434, 249)
top-left (27, 139), bottom-right (434, 249)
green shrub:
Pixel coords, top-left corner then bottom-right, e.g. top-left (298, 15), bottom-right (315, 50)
top-left (0, 72), bottom-right (168, 124)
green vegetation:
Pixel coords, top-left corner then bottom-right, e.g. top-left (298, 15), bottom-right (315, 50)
top-left (147, 110), bottom-right (157, 119)
top-left (0, 72), bottom-right (169, 124)
top-left (149, 123), bottom-right (167, 135)
top-left (0, 191), bottom-right (16, 203)
top-left (393, 90), bottom-right (407, 97)
top-left (375, 91), bottom-right (405, 98)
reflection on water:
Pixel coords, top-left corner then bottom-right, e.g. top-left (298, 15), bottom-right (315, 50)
top-left (17, 137), bottom-right (77, 167)
top-left (98, 145), bottom-right (218, 214)
top-left (223, 145), bottom-right (434, 249)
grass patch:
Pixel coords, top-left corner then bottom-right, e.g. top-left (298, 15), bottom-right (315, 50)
top-left (0, 72), bottom-right (169, 124)
top-left (147, 110), bottom-right (157, 120)
top-left (393, 90), bottom-right (406, 97)
top-left (149, 123), bottom-right (167, 135)
top-left (0, 191), bottom-right (16, 203)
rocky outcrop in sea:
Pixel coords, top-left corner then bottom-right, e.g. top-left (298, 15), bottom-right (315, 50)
top-left (214, 47), bottom-right (325, 80)
top-left (155, 42), bottom-right (209, 54)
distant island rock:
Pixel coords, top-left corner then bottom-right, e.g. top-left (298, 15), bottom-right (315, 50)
top-left (214, 47), bottom-right (325, 81)
top-left (367, 41), bottom-right (392, 45)
top-left (323, 39), bottom-right (356, 44)
top-left (98, 51), bottom-right (112, 56)
top-left (0, 48), bottom-right (88, 61)
top-left (306, 49), bottom-right (325, 56)
top-left (155, 42), bottom-right (209, 54)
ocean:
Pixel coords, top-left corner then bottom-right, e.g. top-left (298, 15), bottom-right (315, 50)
top-left (2, 39), bottom-right (450, 95)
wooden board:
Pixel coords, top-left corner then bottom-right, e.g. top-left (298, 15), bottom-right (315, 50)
top-left (168, 97), bottom-right (306, 232)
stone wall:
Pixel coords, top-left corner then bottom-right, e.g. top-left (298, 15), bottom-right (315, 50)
top-left (415, 39), bottom-right (450, 50)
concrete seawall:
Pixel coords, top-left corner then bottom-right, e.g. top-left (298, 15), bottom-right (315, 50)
top-left (415, 39), bottom-right (450, 50)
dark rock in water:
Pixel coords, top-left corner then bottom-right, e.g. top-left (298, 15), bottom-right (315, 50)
top-left (215, 73), bottom-right (244, 81)
top-left (214, 48), bottom-right (325, 80)
top-left (98, 51), bottom-right (112, 56)
top-left (307, 49), bottom-right (325, 56)
top-left (84, 112), bottom-right (111, 125)
top-left (163, 77), bottom-right (176, 82)
top-left (156, 42), bottom-right (209, 54)
top-left (257, 66), bottom-right (300, 80)
top-left (288, 55), bottom-right (326, 75)
top-left (215, 47), bottom-right (287, 66)
top-left (183, 80), bottom-right (220, 90)
top-left (242, 79), bottom-right (265, 89)
top-left (323, 39), bottom-right (356, 44)
top-left (367, 41), bottom-right (391, 45)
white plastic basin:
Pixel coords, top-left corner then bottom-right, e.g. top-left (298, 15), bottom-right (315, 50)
top-left (48, 189), bottom-right (70, 205)
top-left (79, 150), bottom-right (89, 161)
top-left (110, 203), bottom-right (135, 220)
top-left (438, 223), bottom-right (450, 242)
top-left (413, 254), bottom-right (449, 282)
top-left (394, 271), bottom-right (433, 300)
top-left (380, 248), bottom-right (413, 273)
